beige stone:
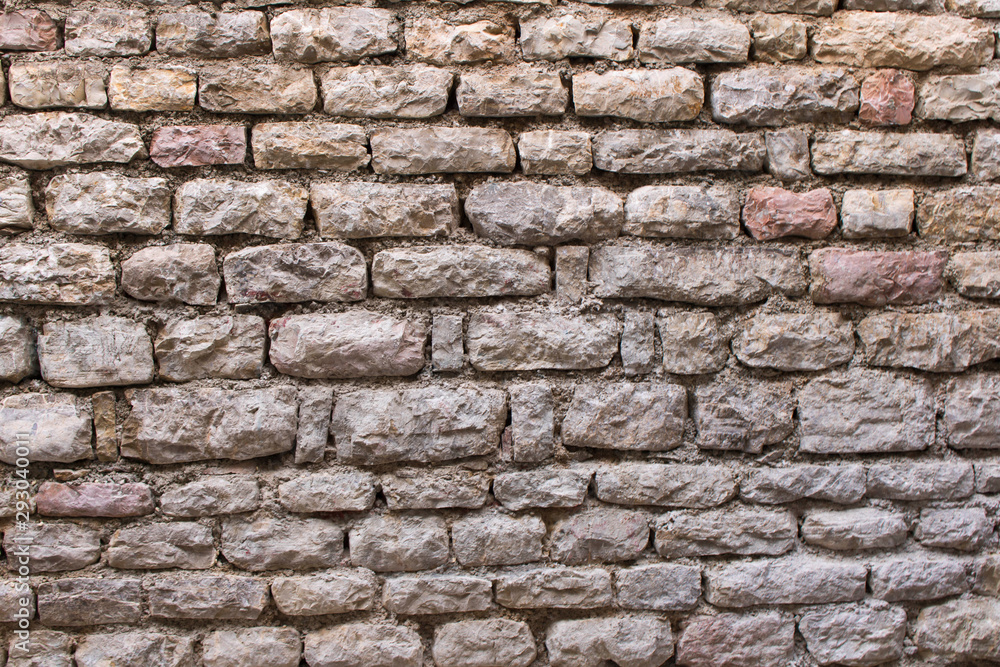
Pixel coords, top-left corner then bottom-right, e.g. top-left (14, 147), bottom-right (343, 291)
top-left (108, 66), bottom-right (196, 111)
top-left (251, 122), bottom-right (368, 171)
top-left (9, 62), bottom-right (107, 109)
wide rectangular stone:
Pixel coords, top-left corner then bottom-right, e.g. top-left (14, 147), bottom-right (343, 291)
top-left (278, 472), bottom-right (375, 513)
top-left (155, 315), bottom-right (265, 381)
top-left (693, 382), bottom-right (796, 452)
top-left (493, 468), bottom-right (591, 511)
top-left (221, 517), bottom-right (343, 571)
top-left (467, 311), bottom-right (620, 371)
top-left (801, 508), bottom-right (908, 550)
top-left (107, 522), bottom-right (215, 569)
top-left (870, 559), bottom-right (969, 602)
top-left (383, 575), bottom-right (493, 615)
top-left (121, 387), bottom-right (297, 464)
top-left (616, 563), bottom-right (701, 611)
top-left (332, 386), bottom-right (506, 464)
top-left (224, 243), bottom-right (366, 303)
top-left (0, 175), bottom-right (32, 231)
top-left (9, 62), bottom-right (107, 109)
top-left (494, 567), bottom-right (613, 609)
top-left (174, 179), bottom-right (308, 238)
top-left (656, 509), bottom-right (795, 557)
top-left (799, 370), bottom-right (935, 454)
top-left (0, 243), bottom-right (115, 305)
top-left (65, 9), bottom-right (151, 56)
top-left (46, 172), bottom-right (170, 235)
top-left (706, 558), bottom-right (867, 607)
top-left (677, 612), bottom-right (796, 667)
top-left (841, 189), bottom-right (914, 239)
top-left (36, 481), bottom-right (153, 518)
top-left (199, 65), bottom-right (316, 114)
top-left (0, 315), bottom-right (36, 382)
top-left (160, 477), bottom-right (261, 518)
top-left (550, 507), bottom-right (649, 565)
top-left (305, 625), bottom-right (421, 667)
top-left (0, 112), bottom-right (144, 169)
top-left (321, 66), bottom-right (452, 118)
top-left (595, 463), bottom-right (736, 508)
top-left (624, 185), bottom-right (738, 239)
top-left (520, 13), bottom-right (633, 61)
top-left (867, 462), bottom-right (974, 501)
top-left (916, 73), bottom-right (1000, 122)
top-left (271, 7), bottom-right (398, 62)
top-left (562, 383), bottom-right (686, 452)
top-left (407, 18), bottom-right (515, 65)
top-left (156, 11), bottom-right (270, 57)
top-left (593, 129), bottom-right (765, 173)
top-left (122, 244), bottom-right (220, 306)
top-left (945, 375), bottom-right (1000, 449)
top-left (271, 570), bottom-right (376, 616)
top-left (108, 66), bottom-right (196, 111)
top-left (916, 507), bottom-right (991, 550)
top-left (859, 311), bottom-right (1000, 372)
top-left (741, 465), bottom-right (866, 504)
top-left (639, 15), bottom-right (750, 63)
top-left (811, 131), bottom-right (967, 176)
top-left (732, 312), bottom-right (854, 371)
top-left (350, 515), bottom-right (449, 572)
top-left (459, 68), bottom-right (568, 116)
top-left (0, 393), bottom-right (92, 464)
top-left (573, 68), bottom-right (703, 122)
top-left (799, 602), bottom-right (907, 667)
top-left (371, 127), bottom-right (515, 174)
top-left (711, 0), bottom-right (835, 14)
top-left (811, 12), bottom-right (993, 70)
top-left (517, 130), bottom-right (593, 175)
top-left (251, 122), bottom-right (368, 171)
top-left (37, 579), bottom-right (141, 626)
top-left (590, 245), bottom-right (804, 305)
top-left (454, 512), bottom-right (545, 566)
top-left (381, 469), bottom-right (490, 509)
top-left (712, 66), bottom-right (859, 126)
top-left (269, 311), bottom-right (425, 378)
top-left (373, 247), bottom-right (550, 298)
top-left (0, 9), bottom-right (60, 51)
top-left (202, 629), bottom-right (300, 667)
top-left (150, 125), bottom-right (245, 168)
top-left (148, 575), bottom-right (268, 620)
top-left (5, 523), bottom-right (100, 574)
top-left (919, 187), bottom-right (1000, 242)
top-left (38, 316), bottom-right (153, 388)
top-left (809, 248), bottom-right (947, 306)
top-left (311, 182), bottom-right (458, 238)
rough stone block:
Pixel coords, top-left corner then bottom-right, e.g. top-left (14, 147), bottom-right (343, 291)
top-left (765, 128), bottom-right (811, 179)
top-left (712, 66), bottom-right (858, 126)
top-left (371, 127), bottom-right (515, 174)
top-left (811, 130), bottom-right (967, 176)
top-left (148, 575), bottom-right (268, 620)
top-left (658, 312), bottom-right (729, 374)
top-left (202, 628), bottom-right (301, 667)
top-left (174, 179), bottom-right (308, 238)
top-left (625, 185), bottom-right (738, 239)
top-left (46, 172), bottom-right (171, 236)
top-left (431, 314), bottom-right (463, 372)
top-left (0, 112), bottom-right (145, 169)
top-left (916, 508), bottom-right (992, 550)
top-left (38, 316), bottom-right (153, 388)
top-left (108, 66), bottom-right (196, 111)
top-left (919, 187), bottom-right (1000, 241)
top-left (870, 558), bottom-right (969, 601)
top-left (278, 472), bottom-right (375, 513)
top-left (381, 468), bottom-right (490, 510)
top-left (271, 570), bottom-right (376, 616)
top-left (107, 522), bottom-right (215, 569)
top-left (809, 248), bottom-right (947, 306)
top-left (155, 315), bottom-right (264, 382)
top-left (251, 122), bottom-right (368, 171)
top-left (150, 125), bottom-right (245, 168)
top-left (468, 311), bottom-right (620, 371)
top-left (507, 383), bottom-right (555, 462)
top-left (37, 578), bottom-right (142, 626)
top-left (311, 182), bottom-right (458, 238)
top-left (453, 512), bottom-right (545, 566)
top-left (550, 507), bottom-right (649, 564)
top-left (459, 67), bottom-right (568, 117)
top-left (520, 13), bottom-right (633, 61)
top-left (295, 386), bottom-right (333, 464)
top-left (677, 612), bottom-right (795, 667)
top-left (741, 465), bottom-right (866, 504)
top-left (36, 481), bottom-right (153, 518)
top-left (75, 633), bottom-right (194, 667)
top-left (860, 69), bottom-right (914, 125)
top-left (4, 523), bottom-right (99, 573)
top-left (350, 515), bottom-right (449, 572)
top-left (304, 625), bottom-right (421, 667)
top-left (199, 65), bottom-right (316, 114)
top-left (407, 18), bottom-right (515, 64)
top-left (859, 311), bottom-right (1000, 372)
top-left (751, 15), bottom-right (807, 62)
top-left (799, 602), bottom-right (907, 667)
top-left (742, 186), bottom-right (837, 240)
top-left (0, 315), bottom-right (37, 382)
top-left (546, 616), bottom-right (673, 667)
top-left (518, 130), bottom-right (592, 175)
top-left (562, 383), bottom-right (686, 451)
top-left (0, 10), bottom-right (59, 51)
top-left (840, 189), bottom-right (913, 238)
top-left (621, 311), bottom-right (655, 376)
top-left (160, 477), bottom-right (260, 518)
top-left (494, 567), bottom-right (613, 609)
top-left (9, 62), bottom-right (108, 110)
top-left (0, 175), bottom-right (33, 231)
top-left (914, 598), bottom-right (1000, 661)
top-left (694, 381), bottom-right (795, 453)
top-left (946, 375), bottom-right (1000, 449)
top-left (122, 245), bottom-right (219, 306)
top-left (220, 517), bottom-right (343, 571)
top-left (373, 246), bottom-right (549, 298)
top-left (733, 312), bottom-right (854, 371)
top-left (156, 11), bottom-right (270, 57)
top-left (574, 68), bottom-right (703, 122)
top-left (593, 129), bottom-right (765, 173)
top-left (321, 66), bottom-right (451, 120)
top-left (65, 9), bottom-right (151, 56)
top-left (639, 15), bottom-right (750, 63)
top-left (655, 508), bottom-right (796, 557)
top-left (271, 7), bottom-right (398, 62)
top-left (801, 508), bottom-right (909, 550)
top-left (706, 558), bottom-right (867, 607)
top-left (0, 393), bottom-right (92, 464)
top-left (493, 468), bottom-right (591, 510)
top-left (225, 243), bottom-right (366, 304)
top-left (595, 463), bottom-right (736, 508)
top-left (383, 575), bottom-right (493, 615)
top-left (616, 563), bottom-right (701, 611)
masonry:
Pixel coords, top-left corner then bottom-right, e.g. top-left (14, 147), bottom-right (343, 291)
top-left (0, 0), bottom-right (998, 665)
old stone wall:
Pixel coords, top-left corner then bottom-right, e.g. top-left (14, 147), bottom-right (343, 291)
top-left (0, 0), bottom-right (998, 664)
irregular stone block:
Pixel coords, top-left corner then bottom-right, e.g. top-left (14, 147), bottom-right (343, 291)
top-left (0, 175), bottom-right (32, 231)
top-left (160, 476), bottom-right (260, 518)
top-left (593, 129), bottom-right (765, 173)
top-left (0, 315), bottom-right (37, 382)
top-left (946, 375), bottom-right (1000, 449)
top-left (658, 312), bottom-right (728, 374)
top-left (4, 523), bottom-right (99, 573)
top-left (809, 248), bottom-right (947, 306)
top-left (381, 469), bottom-right (490, 510)
top-left (493, 468), bottom-right (591, 511)
top-left (148, 575), bottom-right (268, 619)
top-left (156, 11), bottom-right (270, 57)
top-left (0, 393), bottom-right (92, 464)
top-left (0, 112), bottom-right (145, 169)
top-left (107, 522), bottom-right (215, 569)
top-left (174, 179), bottom-right (308, 238)
top-left (976, 464), bottom-right (1000, 493)
top-left (150, 125), bottom-right (245, 168)
top-left (46, 172), bottom-right (171, 235)
top-left (550, 508), bottom-right (649, 564)
top-left (38, 316), bottom-right (153, 388)
top-left (494, 567), bottom-right (613, 609)
top-left (373, 246), bottom-right (550, 298)
top-left (595, 463), bottom-right (736, 508)
top-left (251, 122), bottom-right (368, 171)
top-left (459, 67), bottom-right (568, 117)
top-left (870, 558), bottom-right (969, 601)
top-left (733, 312), bottom-right (854, 371)
top-left (333, 386), bottom-right (505, 464)
top-left (468, 311), bottom-right (619, 371)
top-left (625, 185), bottom-right (738, 239)
top-left (616, 563), bottom-right (701, 611)
top-left (350, 515), bottom-right (449, 572)
top-left (811, 130), bottom-right (967, 176)
top-left (75, 633), bottom-right (195, 667)
top-left (975, 555), bottom-right (1000, 594)
top-left (859, 311), bottom-right (1000, 373)
top-left (750, 14), bottom-right (807, 62)
top-left (407, 18), bottom-right (515, 65)
top-left (914, 598), bottom-right (1000, 661)
top-left (574, 68), bottom-right (702, 122)
top-left (0, 10), bottom-right (59, 51)
top-left (37, 578), bottom-right (141, 626)
top-left (432, 314), bottom-right (463, 372)
top-left (295, 386), bottom-right (332, 464)
top-left (65, 9), bottom-right (151, 56)
top-left (36, 481), bottom-right (153, 517)
top-left (202, 628), bottom-right (301, 667)
top-left (453, 512), bottom-right (545, 566)
top-left (972, 128), bottom-right (1000, 181)
top-left (225, 243), bottom-right (366, 304)
top-left (271, 570), bottom-right (376, 616)
top-left (0, 580), bottom-right (33, 622)
top-left (156, 315), bottom-right (265, 382)
top-left (799, 602), bottom-right (906, 667)
top-left (765, 128), bottom-right (811, 179)
top-left (199, 65), bottom-right (316, 114)
top-left (304, 625), bottom-right (421, 667)
top-left (520, 13), bottom-right (633, 61)
top-left (108, 66), bottom-right (196, 112)
top-left (121, 387), bottom-right (297, 464)
top-left (639, 15), bottom-right (750, 63)
top-left (9, 62), bottom-right (107, 109)
top-left (693, 382), bottom-right (795, 453)
top-left (741, 465), bottom-right (866, 505)
top-left (556, 246), bottom-right (589, 303)
top-left (371, 127), bottom-right (515, 174)
top-left (562, 383), bottom-right (686, 452)
top-left (677, 612), bottom-right (795, 667)
top-left (321, 66), bottom-right (452, 118)
top-left (840, 189), bottom-right (913, 238)
top-left (311, 182), bottom-right (458, 238)
top-left (712, 0), bottom-right (835, 13)
top-left (91, 391), bottom-right (115, 462)
top-left (546, 616), bottom-right (674, 667)
top-left (220, 517), bottom-right (343, 571)
top-left (919, 187), bottom-right (1000, 242)
top-left (621, 311), bottom-right (655, 376)
top-left (801, 508), bottom-right (909, 550)
top-left (917, 72), bottom-right (1000, 122)
top-left (278, 472), bottom-right (375, 513)
top-left (122, 244), bottom-right (219, 306)
top-left (656, 508), bottom-right (795, 557)
top-left (916, 508), bottom-right (992, 550)
top-left (383, 575), bottom-right (493, 615)
top-left (742, 186), bottom-right (836, 240)
top-left (860, 69), bottom-right (914, 125)
top-left (271, 7), bottom-right (398, 62)
top-left (712, 67), bottom-right (858, 126)
top-left (706, 558), bottom-right (867, 607)
top-left (518, 130), bottom-right (592, 175)
top-left (507, 383), bottom-right (555, 462)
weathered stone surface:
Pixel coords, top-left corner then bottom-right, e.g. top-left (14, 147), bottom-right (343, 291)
top-left (712, 0), bottom-right (835, 13)
top-left (799, 602), bottom-right (906, 666)
top-left (562, 383), bottom-right (686, 451)
top-left (9, 62), bottom-right (108, 110)
top-left (518, 130), bottom-right (592, 175)
top-left (107, 522), bottom-right (214, 569)
top-left (812, 12), bottom-right (993, 70)
top-left (148, 575), bottom-right (268, 620)
top-left (333, 387), bottom-right (505, 464)
top-left (972, 128), bottom-right (1000, 181)
top-left (91, 391), bottom-right (115, 462)
top-left (595, 464), bottom-right (736, 508)
top-left (860, 70), bottom-right (914, 125)
top-left (459, 68), bottom-right (568, 117)
top-left (36, 481), bottom-right (153, 517)
top-left (916, 507), bottom-right (992, 550)
top-left (305, 625), bottom-right (421, 667)
top-left (321, 66), bottom-right (451, 119)
top-left (550, 508), bottom-right (649, 564)
top-left (677, 612), bottom-right (795, 667)
top-left (742, 187), bottom-right (837, 240)
top-left (859, 311), bottom-right (1000, 372)
top-left (751, 15), bottom-right (807, 63)
top-left (382, 469), bottom-right (490, 510)
top-left (0, 580), bottom-right (33, 622)
top-left (384, 575), bottom-right (493, 615)
top-left (621, 311), bottom-right (655, 376)
top-left (312, 182), bottom-right (458, 238)
top-left (801, 508), bottom-right (908, 550)
top-left (108, 66), bottom-right (196, 111)
top-left (225, 243), bottom-right (366, 304)
top-left (202, 628), bottom-right (301, 667)
top-left (574, 68), bottom-right (702, 122)
top-left (0, 393), bottom-right (92, 464)
top-left (625, 185), bottom-right (738, 239)
top-left (951, 0), bottom-right (1000, 14)
top-left (468, 311), bottom-right (619, 371)
top-left (38, 316), bottom-right (153, 388)
top-left (508, 383), bottom-right (555, 463)
top-left (925, 189), bottom-right (1000, 245)
top-left (0, 175), bottom-right (32, 231)
top-left (371, 127), bottom-right (515, 174)
top-left (809, 249), bottom-right (947, 306)
top-left (122, 245), bottom-right (219, 307)
top-left (46, 172), bottom-right (170, 236)
top-left (975, 556), bottom-right (1000, 594)
top-left (593, 129), bottom-right (765, 173)
top-left (0, 315), bottom-right (36, 382)
top-left (454, 512), bottom-right (545, 566)
top-left (741, 465), bottom-right (866, 504)
top-left (639, 15), bottom-right (750, 63)
top-left (350, 515), bottom-right (449, 572)
top-left (733, 312), bottom-right (854, 371)
top-left (765, 129), bottom-right (811, 180)
top-left (706, 558), bottom-right (867, 607)
top-left (693, 382), bottom-right (795, 453)
top-left (556, 246), bottom-right (589, 303)
top-left (811, 130), bottom-right (967, 176)
top-left (221, 516), bottom-right (343, 571)
top-left (75, 633), bottom-right (195, 667)
top-left (150, 125), bottom-right (245, 168)
top-left (947, 375), bottom-right (1000, 449)
top-left (915, 598), bottom-right (1000, 661)
top-left (520, 14), bottom-right (633, 61)
top-left (160, 476), bottom-right (260, 517)
top-left (269, 312), bottom-right (424, 379)
top-left (616, 563), bottom-right (701, 611)
top-left (4, 523), bottom-right (100, 573)
top-left (7, 630), bottom-right (72, 666)
top-left (295, 386), bottom-right (332, 464)
top-left (156, 11), bottom-right (270, 57)
top-left (199, 65), bottom-right (316, 114)
top-left (156, 315), bottom-right (264, 382)
top-left (916, 72), bottom-right (1000, 122)
top-left (799, 370), bottom-right (934, 454)
top-left (122, 387), bottom-right (297, 464)
top-left (658, 312), bottom-right (729, 374)
top-left (0, 10), bottom-right (59, 51)
top-left (712, 67), bottom-right (858, 126)
top-left (251, 122), bottom-right (368, 171)
top-left (271, 570), bottom-right (376, 616)
top-left (278, 472), bottom-right (375, 513)
top-left (271, 7), bottom-right (398, 62)
top-left (37, 578), bottom-right (140, 626)
top-left (656, 508), bottom-right (795, 557)
top-left (432, 314), bottom-right (464, 373)
top-left (546, 616), bottom-right (674, 667)
top-left (373, 246), bottom-right (549, 298)
top-left (976, 464), bottom-right (1000, 493)
top-left (0, 112), bottom-right (145, 169)
top-left (494, 567), bottom-right (613, 609)
top-left (407, 18), bottom-right (515, 65)
top-left (494, 468), bottom-right (590, 511)
top-left (591, 246), bottom-right (804, 305)
top-left (870, 559), bottom-right (969, 601)
top-left (66, 9), bottom-right (151, 56)
top-left (174, 179), bottom-right (308, 238)
top-left (841, 189), bottom-right (913, 239)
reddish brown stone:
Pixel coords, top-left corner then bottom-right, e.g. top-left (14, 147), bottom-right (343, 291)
top-left (810, 249), bottom-right (947, 306)
top-left (36, 482), bottom-right (154, 517)
top-left (0, 10), bottom-right (59, 51)
top-left (859, 70), bottom-right (914, 126)
top-left (742, 186), bottom-right (837, 240)
top-left (150, 125), bottom-right (247, 168)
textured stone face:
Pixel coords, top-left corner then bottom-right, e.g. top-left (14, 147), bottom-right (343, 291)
top-left (4, 523), bottom-right (100, 573)
top-left (870, 559), bottom-right (969, 602)
top-left (809, 248), bottom-right (947, 306)
top-left (202, 628), bottom-right (301, 667)
top-left (625, 185), bottom-right (738, 239)
top-left (160, 477), bottom-right (260, 518)
top-left (811, 130), bottom-right (967, 176)
top-left (733, 312), bottom-right (854, 371)
top-left (9, 62), bottom-right (108, 110)
top-left (174, 179), bottom-right (308, 238)
top-left (278, 472), bottom-right (376, 513)
top-left (677, 612), bottom-right (795, 667)
top-left (0, 393), bottom-right (92, 464)
top-left (305, 625), bottom-right (422, 667)
top-left (520, 13), bottom-right (633, 60)
top-left (459, 68), bottom-right (568, 117)
top-left (712, 67), bottom-right (858, 126)
top-left (156, 315), bottom-right (264, 382)
top-left (384, 575), bottom-right (493, 615)
top-left (0, 243), bottom-right (115, 305)
top-left (799, 602), bottom-right (907, 666)
top-left (0, 112), bottom-right (145, 169)
top-left (199, 65), bottom-right (317, 114)
top-left (373, 247), bottom-right (550, 298)
top-left (37, 579), bottom-right (142, 626)
top-left (693, 382), bottom-right (795, 452)
top-left (765, 129), bottom-right (811, 179)
top-left (0, 315), bottom-right (37, 383)
top-left (468, 311), bottom-right (619, 371)
top-left (350, 515), bottom-right (449, 572)
top-left (494, 567), bottom-right (613, 609)
top-left (149, 575), bottom-right (269, 619)
top-left (655, 509), bottom-right (796, 557)
top-left (122, 244), bottom-right (220, 306)
top-left (507, 384), bottom-right (556, 463)
top-left (574, 68), bottom-right (703, 122)
top-left (972, 128), bottom-right (1000, 180)
top-left (312, 182), bottom-right (458, 238)
top-left (840, 189), bottom-right (913, 238)
top-left (107, 522), bottom-right (215, 569)
top-left (0, 175), bottom-right (33, 231)
top-left (38, 316), bottom-right (154, 388)
top-left (919, 187), bottom-right (1000, 241)
top-left (271, 571), bottom-right (376, 616)
top-left (75, 633), bottom-right (195, 667)
top-left (860, 70), bottom-right (914, 125)
top-left (518, 131), bottom-right (593, 175)
top-left (562, 383), bottom-right (686, 452)
top-left (150, 125), bottom-right (245, 168)
top-left (546, 616), bottom-right (674, 667)
top-left (382, 469), bottom-right (490, 509)
top-left (371, 127), bottom-right (515, 174)
top-left (65, 10), bottom-right (151, 56)
top-left (453, 512), bottom-right (545, 566)
top-left (656, 312), bottom-right (727, 375)
top-left (741, 465), bottom-right (866, 504)
top-left (859, 311), bottom-right (1000, 372)
top-left (801, 508), bottom-right (908, 550)
top-left (706, 558), bottom-right (867, 607)
top-left (271, 8), bottom-right (398, 62)
top-left (0, 10), bottom-right (59, 51)
top-left (550, 508), bottom-right (650, 564)
top-left (868, 462), bottom-right (974, 501)
top-left (321, 66), bottom-right (452, 119)
top-left (751, 15), bottom-right (807, 62)
top-left (220, 517), bottom-right (343, 571)
top-left (251, 122), bottom-right (368, 172)
top-left (407, 18), bottom-right (515, 64)
top-left (108, 66), bottom-right (196, 111)
top-left (595, 464), bottom-right (737, 508)
top-left (916, 72), bottom-right (1000, 121)
top-left (36, 481), bottom-right (154, 518)
top-left (224, 243), bottom-right (367, 304)
top-left (742, 186), bottom-right (837, 239)
top-left (593, 129), bottom-right (765, 173)
top-left (494, 468), bottom-right (591, 511)
top-left (946, 375), bottom-right (1000, 449)
top-left (616, 563), bottom-right (701, 611)
top-left (639, 15), bottom-right (750, 63)
top-left (156, 11), bottom-right (270, 57)
top-left (915, 598), bottom-right (1000, 661)
top-left (46, 173), bottom-right (171, 236)
top-left (917, 507), bottom-right (991, 550)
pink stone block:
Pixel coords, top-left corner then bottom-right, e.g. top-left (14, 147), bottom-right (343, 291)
top-left (743, 186), bottom-right (837, 240)
top-left (859, 70), bottom-right (914, 126)
top-left (36, 481), bottom-right (154, 517)
top-left (810, 248), bottom-right (947, 306)
top-left (150, 125), bottom-right (247, 168)
top-left (0, 10), bottom-right (59, 51)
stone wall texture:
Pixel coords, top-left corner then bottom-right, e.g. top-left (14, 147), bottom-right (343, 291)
top-left (0, 0), bottom-right (999, 665)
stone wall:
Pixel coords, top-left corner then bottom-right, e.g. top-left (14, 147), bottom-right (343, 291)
top-left (0, 0), bottom-right (998, 664)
